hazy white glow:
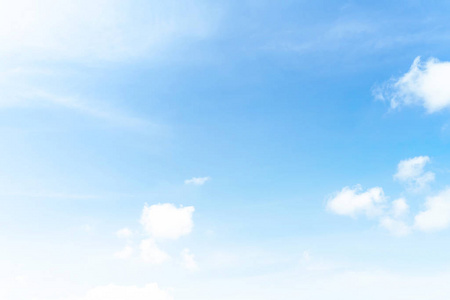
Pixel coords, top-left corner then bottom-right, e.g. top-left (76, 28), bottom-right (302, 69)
top-left (141, 203), bottom-right (195, 239)
top-left (0, 0), bottom-right (217, 62)
top-left (116, 228), bottom-right (133, 239)
top-left (181, 248), bottom-right (198, 271)
top-left (140, 239), bottom-right (170, 264)
top-left (114, 246), bottom-right (133, 260)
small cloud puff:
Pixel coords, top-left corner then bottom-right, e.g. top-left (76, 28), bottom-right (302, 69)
top-left (414, 188), bottom-right (450, 232)
top-left (184, 176), bottom-right (210, 186)
top-left (379, 217), bottom-right (411, 237)
top-left (326, 185), bottom-right (386, 218)
top-left (326, 156), bottom-right (450, 236)
top-left (391, 198), bottom-right (409, 218)
top-left (141, 203), bottom-right (195, 240)
top-left (394, 156), bottom-right (434, 191)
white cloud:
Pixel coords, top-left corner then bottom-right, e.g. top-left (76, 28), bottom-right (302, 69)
top-left (379, 217), bottom-right (411, 236)
top-left (394, 156), bottom-right (434, 190)
top-left (326, 185), bottom-right (386, 217)
top-left (184, 177), bottom-right (210, 185)
top-left (395, 156), bottom-right (431, 181)
top-left (414, 188), bottom-right (450, 232)
top-left (181, 248), bottom-right (198, 271)
top-left (140, 239), bottom-right (170, 264)
top-left (67, 283), bottom-right (173, 300)
top-left (116, 228), bottom-right (133, 239)
top-left (376, 56), bottom-right (450, 113)
top-left (114, 246), bottom-right (133, 260)
top-left (391, 198), bottom-right (409, 218)
top-left (141, 203), bottom-right (195, 239)
top-left (0, 0), bottom-right (218, 62)
top-left (326, 184), bottom-right (414, 236)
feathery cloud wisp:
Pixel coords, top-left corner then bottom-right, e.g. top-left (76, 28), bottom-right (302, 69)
top-left (184, 177), bottom-right (210, 186)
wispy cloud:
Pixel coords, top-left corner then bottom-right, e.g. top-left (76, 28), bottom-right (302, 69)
top-left (185, 177), bottom-right (210, 186)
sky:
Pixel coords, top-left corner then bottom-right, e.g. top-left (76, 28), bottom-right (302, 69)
top-left (2, 0), bottom-right (450, 299)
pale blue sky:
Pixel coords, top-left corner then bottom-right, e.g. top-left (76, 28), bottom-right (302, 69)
top-left (2, 1), bottom-right (450, 299)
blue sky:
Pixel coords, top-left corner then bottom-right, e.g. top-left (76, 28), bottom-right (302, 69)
top-left (3, 0), bottom-right (450, 299)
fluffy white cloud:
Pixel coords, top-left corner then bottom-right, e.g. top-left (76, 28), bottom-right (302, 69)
top-left (326, 185), bottom-right (386, 217)
top-left (140, 239), bottom-right (170, 264)
top-left (114, 246), bottom-right (133, 260)
top-left (141, 203), bottom-right (195, 239)
top-left (67, 283), bottom-right (173, 300)
top-left (116, 228), bottom-right (133, 239)
top-left (327, 184), bottom-right (414, 236)
top-left (0, 0), bottom-right (218, 62)
top-left (379, 217), bottom-right (411, 236)
top-left (391, 198), bottom-right (409, 218)
top-left (394, 156), bottom-right (434, 190)
top-left (376, 56), bottom-right (450, 113)
top-left (414, 188), bottom-right (450, 232)
top-left (395, 156), bottom-right (430, 181)
top-left (184, 177), bottom-right (210, 185)
top-left (181, 248), bottom-right (198, 271)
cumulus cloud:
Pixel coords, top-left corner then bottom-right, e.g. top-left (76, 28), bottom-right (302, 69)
top-left (326, 185), bottom-right (386, 217)
top-left (414, 188), bottom-right (450, 232)
top-left (181, 248), bottom-right (198, 271)
top-left (394, 156), bottom-right (434, 190)
top-left (141, 203), bottom-right (195, 239)
top-left (116, 228), bottom-right (133, 239)
top-left (391, 198), bottom-right (409, 218)
top-left (327, 186), bottom-right (412, 236)
top-left (376, 56), bottom-right (450, 113)
top-left (184, 177), bottom-right (210, 185)
top-left (114, 246), bottom-right (133, 260)
top-left (67, 283), bottom-right (173, 300)
top-left (140, 239), bottom-right (170, 264)
top-left (379, 217), bottom-right (411, 236)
